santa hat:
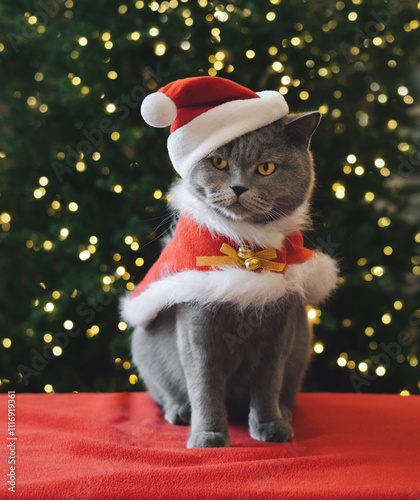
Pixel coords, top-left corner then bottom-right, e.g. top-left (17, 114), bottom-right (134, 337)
top-left (140, 76), bottom-right (289, 178)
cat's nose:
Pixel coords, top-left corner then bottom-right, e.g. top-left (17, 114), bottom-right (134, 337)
top-left (230, 185), bottom-right (249, 197)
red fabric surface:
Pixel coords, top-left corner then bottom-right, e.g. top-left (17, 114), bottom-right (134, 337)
top-left (1, 392), bottom-right (419, 500)
top-left (131, 214), bottom-right (314, 298)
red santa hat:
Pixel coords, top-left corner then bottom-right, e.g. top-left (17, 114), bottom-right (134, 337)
top-left (140, 76), bottom-right (289, 178)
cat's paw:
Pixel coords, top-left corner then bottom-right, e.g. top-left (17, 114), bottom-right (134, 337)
top-left (187, 431), bottom-right (230, 448)
top-left (164, 403), bottom-right (191, 425)
top-left (249, 418), bottom-right (294, 443)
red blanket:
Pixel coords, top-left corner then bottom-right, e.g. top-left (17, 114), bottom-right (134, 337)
top-left (1, 392), bottom-right (419, 499)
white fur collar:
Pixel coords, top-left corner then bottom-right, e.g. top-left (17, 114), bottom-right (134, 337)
top-left (169, 179), bottom-right (310, 249)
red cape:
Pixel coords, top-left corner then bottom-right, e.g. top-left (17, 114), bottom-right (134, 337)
top-left (131, 214), bottom-right (314, 299)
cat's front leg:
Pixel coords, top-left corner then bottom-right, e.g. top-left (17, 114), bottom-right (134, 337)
top-left (176, 306), bottom-right (230, 448)
top-left (184, 366), bottom-right (230, 448)
top-left (248, 357), bottom-right (294, 443)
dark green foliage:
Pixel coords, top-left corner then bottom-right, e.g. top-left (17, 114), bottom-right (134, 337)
top-left (0, 0), bottom-right (419, 394)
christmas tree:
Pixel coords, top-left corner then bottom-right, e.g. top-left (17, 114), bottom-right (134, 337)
top-left (1, 0), bottom-right (419, 395)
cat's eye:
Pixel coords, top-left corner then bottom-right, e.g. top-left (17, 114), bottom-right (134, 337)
top-left (257, 162), bottom-right (277, 176)
top-left (211, 157), bottom-right (228, 170)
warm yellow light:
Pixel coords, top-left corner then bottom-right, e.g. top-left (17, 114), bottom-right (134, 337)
top-left (381, 313), bottom-right (392, 324)
top-left (386, 120), bottom-right (397, 131)
top-left (307, 308), bottom-right (317, 319)
top-left (78, 37), bottom-right (88, 46)
top-left (337, 357), bottom-right (347, 367)
top-left (129, 374), bottom-right (138, 384)
top-left (104, 41), bottom-right (113, 49)
top-left (107, 71), bottom-right (118, 80)
top-left (155, 43), bottom-right (166, 55)
top-left (364, 192), bottom-right (375, 202)
top-left (114, 184), bottom-right (123, 193)
top-left (33, 188), bottom-right (45, 199)
top-left (281, 76), bottom-right (291, 85)
top-left (272, 62), bottom-right (283, 72)
top-left (52, 346), bottom-right (62, 356)
top-left (44, 302), bottom-right (54, 312)
top-left (348, 11), bottom-right (358, 20)
top-left (76, 161), bottom-right (86, 172)
top-left (398, 86), bottom-right (408, 96)
top-left (347, 154), bottom-right (356, 164)
top-left (149, 27), bottom-right (159, 36)
top-left (118, 322), bottom-right (128, 331)
top-left (1, 213), bottom-right (11, 223)
top-left (383, 246), bottom-right (393, 255)
top-left (60, 228), bottom-right (69, 239)
top-left (123, 361), bottom-right (131, 370)
top-left (409, 357), bottom-right (418, 367)
top-left (79, 250), bottom-right (90, 261)
top-left (299, 91), bottom-right (309, 101)
top-left (314, 342), bottom-right (324, 354)
top-left (116, 266), bottom-right (125, 276)
top-left (400, 390), bottom-right (410, 396)
top-left (43, 240), bottom-right (53, 251)
top-left (358, 362), bottom-right (368, 372)
top-left (111, 132), bottom-right (120, 141)
top-left (131, 242), bottom-right (139, 251)
top-left (371, 266), bottom-right (384, 277)
top-left (125, 236), bottom-right (133, 245)
top-left (63, 320), bottom-right (74, 330)
top-left (153, 189), bottom-right (163, 199)
top-left (376, 366), bottom-right (386, 376)
top-left (266, 11), bottom-right (276, 21)
top-left (378, 217), bottom-right (391, 228)
top-left (106, 103), bottom-right (116, 113)
top-left (136, 257), bottom-right (145, 267)
top-left (2, 338), bottom-right (12, 348)
top-left (44, 384), bottom-right (54, 393)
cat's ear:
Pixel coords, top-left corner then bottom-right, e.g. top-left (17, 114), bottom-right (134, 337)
top-left (283, 111), bottom-right (321, 149)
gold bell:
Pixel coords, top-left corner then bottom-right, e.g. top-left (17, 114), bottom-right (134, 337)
top-left (245, 256), bottom-right (260, 271)
top-left (237, 245), bottom-right (254, 260)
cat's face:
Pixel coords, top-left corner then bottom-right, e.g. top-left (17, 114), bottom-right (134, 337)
top-left (187, 112), bottom-right (320, 224)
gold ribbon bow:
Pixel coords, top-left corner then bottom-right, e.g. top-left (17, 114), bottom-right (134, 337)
top-left (196, 244), bottom-right (285, 272)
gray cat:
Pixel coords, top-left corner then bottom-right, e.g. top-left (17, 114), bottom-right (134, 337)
top-left (123, 112), bottom-right (338, 448)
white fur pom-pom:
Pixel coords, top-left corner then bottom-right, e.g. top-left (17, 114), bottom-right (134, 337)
top-left (140, 92), bottom-right (177, 128)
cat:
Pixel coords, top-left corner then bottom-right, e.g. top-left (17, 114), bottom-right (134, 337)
top-left (125, 112), bottom-right (338, 448)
